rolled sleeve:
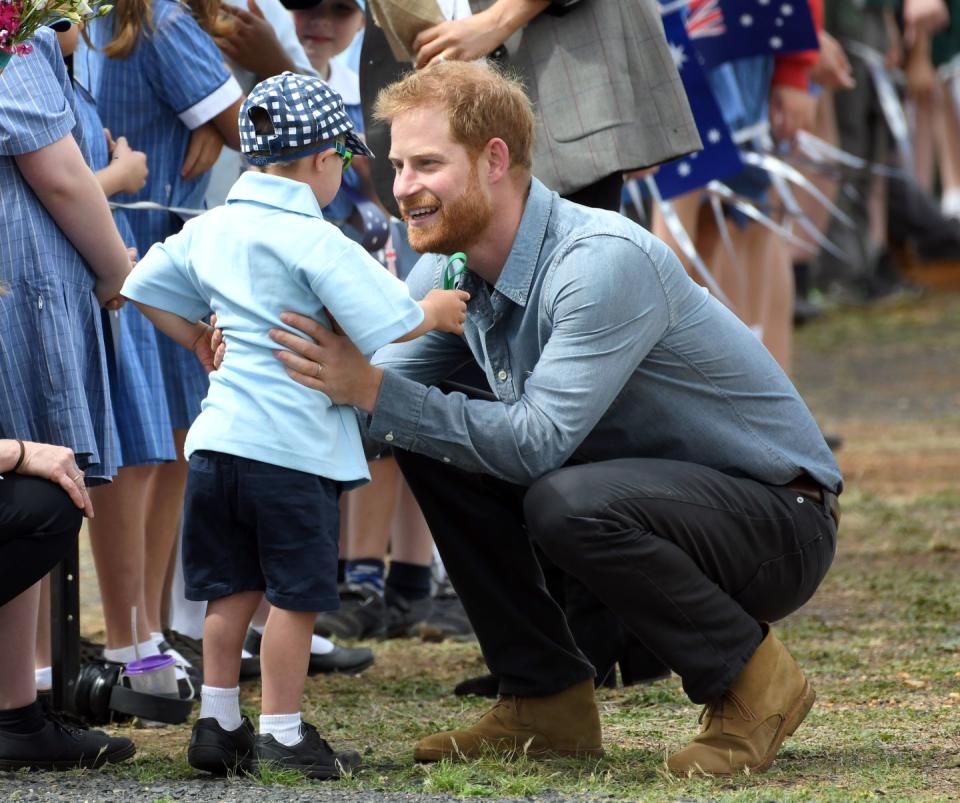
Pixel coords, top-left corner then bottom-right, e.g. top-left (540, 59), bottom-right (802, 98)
top-left (0, 44), bottom-right (75, 156)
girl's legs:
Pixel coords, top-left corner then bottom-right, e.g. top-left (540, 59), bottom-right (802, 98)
top-left (87, 464), bottom-right (157, 649)
top-left (1, 582), bottom-right (41, 710)
top-left (144, 430), bottom-right (189, 635)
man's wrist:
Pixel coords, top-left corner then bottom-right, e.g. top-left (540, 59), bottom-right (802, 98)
top-left (359, 366), bottom-right (385, 414)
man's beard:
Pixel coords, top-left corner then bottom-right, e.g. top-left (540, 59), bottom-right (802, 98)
top-left (401, 165), bottom-right (493, 255)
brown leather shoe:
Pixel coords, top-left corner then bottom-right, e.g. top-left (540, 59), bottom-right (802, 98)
top-left (666, 628), bottom-right (815, 776)
top-left (414, 679), bottom-right (603, 762)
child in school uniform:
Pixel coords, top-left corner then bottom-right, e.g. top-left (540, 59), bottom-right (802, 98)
top-left (0, 27), bottom-right (135, 769)
top-left (121, 73), bottom-right (469, 778)
top-left (75, 0), bottom-right (244, 668)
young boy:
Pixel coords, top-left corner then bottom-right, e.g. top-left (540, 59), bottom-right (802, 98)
top-left (120, 72), bottom-right (468, 779)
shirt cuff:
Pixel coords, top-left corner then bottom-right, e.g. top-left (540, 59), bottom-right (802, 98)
top-left (368, 370), bottom-right (429, 451)
top-left (178, 75), bottom-right (243, 130)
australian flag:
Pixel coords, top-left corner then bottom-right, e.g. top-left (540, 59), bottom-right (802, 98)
top-left (687, 0), bottom-right (818, 67)
top-left (654, 6), bottom-right (744, 200)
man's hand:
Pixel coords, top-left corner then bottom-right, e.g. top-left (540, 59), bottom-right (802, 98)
top-left (270, 311), bottom-right (384, 412)
top-left (769, 85), bottom-right (817, 143)
top-left (810, 31), bottom-right (856, 91)
top-left (181, 122), bottom-right (225, 179)
top-left (216, 0), bottom-right (296, 78)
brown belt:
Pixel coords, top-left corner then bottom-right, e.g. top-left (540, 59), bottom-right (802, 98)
top-left (786, 475), bottom-right (841, 528)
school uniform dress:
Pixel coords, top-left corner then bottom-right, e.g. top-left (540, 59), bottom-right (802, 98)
top-left (0, 29), bottom-right (118, 482)
top-left (76, 0), bottom-right (242, 430)
top-left (72, 83), bottom-right (176, 467)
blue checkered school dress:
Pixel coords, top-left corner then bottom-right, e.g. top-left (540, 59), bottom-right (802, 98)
top-left (73, 83), bottom-right (176, 467)
top-left (0, 29), bottom-right (118, 482)
top-left (76, 0), bottom-right (241, 429)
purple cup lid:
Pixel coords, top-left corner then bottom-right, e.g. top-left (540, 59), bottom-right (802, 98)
top-left (125, 654), bottom-right (176, 675)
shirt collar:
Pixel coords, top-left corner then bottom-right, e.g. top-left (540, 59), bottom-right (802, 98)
top-left (492, 178), bottom-right (553, 308)
top-left (226, 171), bottom-right (324, 219)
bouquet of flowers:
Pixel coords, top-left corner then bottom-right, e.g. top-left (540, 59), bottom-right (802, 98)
top-left (1, 0), bottom-right (111, 68)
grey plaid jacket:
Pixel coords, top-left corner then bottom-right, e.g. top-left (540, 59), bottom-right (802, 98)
top-left (474, 0), bottom-right (701, 195)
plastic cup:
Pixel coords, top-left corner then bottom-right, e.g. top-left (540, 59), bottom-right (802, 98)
top-left (123, 655), bottom-right (178, 726)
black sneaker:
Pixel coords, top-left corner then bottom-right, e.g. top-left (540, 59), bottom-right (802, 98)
top-left (187, 716), bottom-right (255, 774)
top-left (0, 706), bottom-right (135, 770)
top-left (243, 629), bottom-right (374, 676)
top-left (253, 722), bottom-right (361, 780)
top-left (314, 584), bottom-right (387, 640)
top-left (416, 582), bottom-right (474, 642)
top-left (384, 588), bottom-right (432, 639)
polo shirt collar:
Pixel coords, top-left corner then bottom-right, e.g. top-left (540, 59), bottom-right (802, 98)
top-left (492, 178), bottom-right (553, 308)
top-left (226, 171), bottom-right (324, 219)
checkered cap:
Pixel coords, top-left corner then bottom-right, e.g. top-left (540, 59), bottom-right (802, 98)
top-left (239, 72), bottom-right (374, 166)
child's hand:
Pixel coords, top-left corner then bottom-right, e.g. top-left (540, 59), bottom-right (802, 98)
top-left (216, 0), bottom-right (294, 80)
top-left (423, 288), bottom-right (470, 335)
top-left (182, 123), bottom-right (224, 179)
top-left (110, 136), bottom-right (149, 194)
top-left (95, 277), bottom-right (127, 310)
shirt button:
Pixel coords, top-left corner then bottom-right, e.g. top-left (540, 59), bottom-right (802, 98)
top-left (384, 432), bottom-right (395, 442)
top-left (442, 457), bottom-right (451, 463)
top-left (497, 369), bottom-right (508, 381)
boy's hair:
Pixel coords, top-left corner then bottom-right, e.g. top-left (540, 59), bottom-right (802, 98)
top-left (98, 0), bottom-right (233, 59)
top-left (373, 61), bottom-right (534, 172)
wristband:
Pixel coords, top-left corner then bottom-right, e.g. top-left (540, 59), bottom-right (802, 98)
top-left (11, 439), bottom-right (25, 472)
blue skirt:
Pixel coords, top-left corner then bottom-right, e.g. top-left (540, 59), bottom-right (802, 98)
top-left (0, 276), bottom-right (118, 483)
top-left (102, 305), bottom-right (177, 466)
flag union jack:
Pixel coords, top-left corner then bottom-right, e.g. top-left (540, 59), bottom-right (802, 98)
top-left (686, 0), bottom-right (726, 39)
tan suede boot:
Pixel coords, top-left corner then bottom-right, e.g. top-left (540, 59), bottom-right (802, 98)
top-left (666, 629), bottom-right (815, 776)
top-left (414, 679), bottom-right (603, 762)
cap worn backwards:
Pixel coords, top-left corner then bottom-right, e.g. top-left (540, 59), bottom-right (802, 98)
top-left (239, 71), bottom-right (374, 166)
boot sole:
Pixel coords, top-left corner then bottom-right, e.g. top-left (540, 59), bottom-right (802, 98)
top-left (751, 679), bottom-right (816, 774)
top-left (414, 744), bottom-right (605, 763)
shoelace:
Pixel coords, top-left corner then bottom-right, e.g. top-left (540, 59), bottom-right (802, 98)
top-left (698, 690), bottom-right (757, 726)
top-left (39, 700), bottom-right (88, 739)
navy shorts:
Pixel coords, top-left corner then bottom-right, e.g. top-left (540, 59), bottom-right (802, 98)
top-left (181, 450), bottom-right (341, 612)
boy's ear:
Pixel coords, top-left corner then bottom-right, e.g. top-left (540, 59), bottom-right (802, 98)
top-left (312, 148), bottom-right (337, 171)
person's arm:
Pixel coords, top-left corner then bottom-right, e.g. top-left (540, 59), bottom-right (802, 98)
top-left (0, 440), bottom-right (93, 517)
top-left (132, 303), bottom-right (216, 373)
top-left (96, 133), bottom-right (149, 197)
top-left (216, 0), bottom-right (300, 79)
top-left (274, 235), bottom-right (672, 484)
top-left (414, 0), bottom-right (551, 68)
top-left (16, 134), bottom-right (131, 308)
top-left (396, 289), bottom-right (469, 341)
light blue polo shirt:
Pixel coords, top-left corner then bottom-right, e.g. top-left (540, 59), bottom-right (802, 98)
top-left (122, 171), bottom-right (424, 485)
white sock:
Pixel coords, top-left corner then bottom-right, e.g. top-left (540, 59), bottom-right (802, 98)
top-left (150, 631), bottom-right (165, 649)
top-left (199, 685), bottom-right (242, 731)
top-left (251, 625), bottom-right (333, 656)
top-left (311, 635), bottom-right (334, 655)
top-left (942, 187), bottom-right (960, 219)
top-left (35, 666), bottom-right (52, 691)
top-left (103, 640), bottom-right (160, 664)
top-left (260, 712), bottom-right (302, 746)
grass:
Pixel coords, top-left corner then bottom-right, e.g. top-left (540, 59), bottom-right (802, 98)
top-left (83, 293), bottom-right (960, 800)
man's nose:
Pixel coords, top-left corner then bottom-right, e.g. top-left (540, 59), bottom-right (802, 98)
top-left (393, 167), bottom-right (420, 200)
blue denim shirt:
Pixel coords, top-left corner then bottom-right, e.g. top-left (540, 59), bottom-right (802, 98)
top-left (370, 178), bottom-right (842, 492)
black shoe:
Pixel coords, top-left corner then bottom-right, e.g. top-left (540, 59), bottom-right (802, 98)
top-left (416, 583), bottom-right (474, 643)
top-left (253, 722), bottom-right (361, 780)
top-left (243, 629), bottom-right (374, 676)
top-left (384, 588), bottom-right (432, 639)
top-left (187, 716), bottom-right (255, 775)
top-left (314, 584), bottom-right (387, 640)
top-left (0, 706), bottom-right (135, 770)
top-left (453, 673), bottom-right (500, 698)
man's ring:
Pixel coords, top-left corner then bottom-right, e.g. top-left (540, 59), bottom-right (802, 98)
top-left (315, 362), bottom-right (323, 378)
top-left (73, 473), bottom-right (84, 483)
top-left (436, 52), bottom-right (447, 62)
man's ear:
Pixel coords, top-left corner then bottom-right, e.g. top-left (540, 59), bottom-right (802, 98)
top-left (484, 138), bottom-right (511, 184)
